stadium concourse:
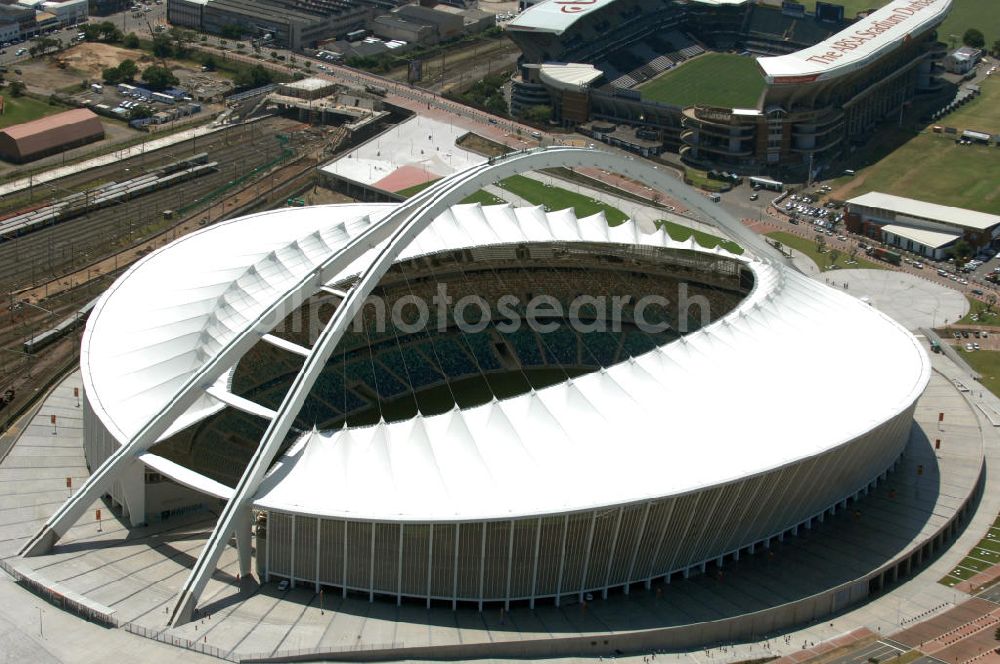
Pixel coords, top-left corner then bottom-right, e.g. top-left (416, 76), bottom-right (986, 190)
top-left (0, 147), bottom-right (994, 662)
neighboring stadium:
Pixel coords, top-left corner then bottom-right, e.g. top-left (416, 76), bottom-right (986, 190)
top-left (506, 0), bottom-right (951, 174)
top-left (23, 149), bottom-right (930, 627)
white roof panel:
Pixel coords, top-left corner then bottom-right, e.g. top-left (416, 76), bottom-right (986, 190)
top-left (84, 200), bottom-right (928, 522)
top-left (758, 0), bottom-right (951, 83)
top-left (507, 0), bottom-right (622, 36)
top-left (881, 224), bottom-right (959, 249)
top-left (848, 191), bottom-right (1000, 232)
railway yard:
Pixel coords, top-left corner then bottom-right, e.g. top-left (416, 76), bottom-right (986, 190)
top-left (0, 115), bottom-right (344, 438)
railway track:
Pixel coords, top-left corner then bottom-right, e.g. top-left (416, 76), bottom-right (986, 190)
top-left (0, 118), bottom-right (314, 295)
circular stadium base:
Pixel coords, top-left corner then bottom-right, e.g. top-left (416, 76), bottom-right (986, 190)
top-left (0, 357), bottom-right (986, 662)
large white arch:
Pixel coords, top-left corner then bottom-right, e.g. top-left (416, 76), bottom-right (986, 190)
top-left (19, 147), bottom-right (784, 625)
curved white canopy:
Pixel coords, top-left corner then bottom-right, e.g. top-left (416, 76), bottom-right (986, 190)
top-left (82, 202), bottom-right (929, 522)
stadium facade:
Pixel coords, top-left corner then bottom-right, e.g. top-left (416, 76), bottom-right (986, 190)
top-left (506, 0), bottom-right (951, 173)
top-left (22, 148), bottom-right (930, 624)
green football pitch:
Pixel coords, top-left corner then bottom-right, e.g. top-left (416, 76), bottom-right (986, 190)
top-left (638, 52), bottom-right (766, 109)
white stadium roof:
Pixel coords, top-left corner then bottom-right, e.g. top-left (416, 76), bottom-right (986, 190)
top-left (539, 62), bottom-right (604, 90)
top-left (848, 191), bottom-right (1000, 232)
top-left (758, 0), bottom-right (951, 84)
top-left (508, 0), bottom-right (747, 36)
top-left (81, 202), bottom-right (930, 521)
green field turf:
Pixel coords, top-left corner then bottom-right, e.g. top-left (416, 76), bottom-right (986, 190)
top-left (638, 52), bottom-right (766, 109)
top-left (832, 131), bottom-right (1000, 215)
top-left (656, 220), bottom-right (744, 254)
top-left (396, 179), bottom-right (438, 196)
top-left (497, 175), bottom-right (629, 225)
top-left (957, 349), bottom-right (1000, 399)
top-left (938, 0), bottom-right (998, 53)
top-left (935, 76), bottom-right (1000, 135)
top-left (460, 190), bottom-right (507, 206)
top-left (0, 96), bottom-right (68, 130)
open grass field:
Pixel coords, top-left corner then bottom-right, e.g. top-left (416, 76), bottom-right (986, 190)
top-left (936, 76), bottom-right (1000, 134)
top-left (956, 297), bottom-right (1000, 325)
top-left (497, 175), bottom-right (629, 225)
top-left (638, 52), bottom-right (766, 108)
top-left (656, 220), bottom-right (743, 254)
top-left (766, 231), bottom-right (886, 271)
top-left (958, 348), bottom-right (1000, 399)
top-left (0, 95), bottom-right (68, 130)
top-left (831, 131), bottom-right (1000, 215)
top-left (939, 0), bottom-right (998, 53)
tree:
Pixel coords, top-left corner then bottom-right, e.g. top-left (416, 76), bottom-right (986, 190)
top-left (829, 248), bottom-right (841, 266)
top-left (129, 105), bottom-right (153, 121)
top-left (122, 32), bottom-right (140, 49)
top-left (523, 104), bottom-right (552, 124)
top-left (117, 59), bottom-right (138, 81)
top-left (220, 24), bottom-right (242, 40)
top-left (963, 28), bottom-right (986, 49)
top-left (950, 239), bottom-right (974, 265)
top-left (97, 21), bottom-right (122, 43)
top-left (151, 34), bottom-right (173, 58)
top-left (233, 64), bottom-right (274, 89)
top-left (8, 80), bottom-right (26, 97)
top-left (992, 39), bottom-right (1000, 57)
top-left (201, 54), bottom-right (217, 71)
top-left (102, 66), bottom-right (122, 84)
top-left (816, 234), bottom-right (826, 253)
top-left (141, 64), bottom-right (179, 90)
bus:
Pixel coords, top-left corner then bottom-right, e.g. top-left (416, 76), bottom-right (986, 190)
top-left (749, 176), bottom-right (784, 192)
top-left (869, 247), bottom-right (902, 265)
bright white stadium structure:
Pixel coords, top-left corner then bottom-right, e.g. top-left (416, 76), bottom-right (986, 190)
top-left (19, 148), bottom-right (930, 627)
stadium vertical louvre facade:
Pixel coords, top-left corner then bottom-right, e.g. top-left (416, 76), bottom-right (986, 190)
top-left (506, 0), bottom-right (952, 172)
top-left (34, 148), bottom-right (929, 620)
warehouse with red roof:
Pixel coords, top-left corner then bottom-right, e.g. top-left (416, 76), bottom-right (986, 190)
top-left (0, 108), bottom-right (104, 163)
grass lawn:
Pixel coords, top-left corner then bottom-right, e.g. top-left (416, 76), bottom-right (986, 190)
top-left (396, 179), bottom-right (439, 197)
top-left (656, 219), bottom-right (743, 254)
top-left (639, 52), bottom-right (766, 108)
top-left (766, 231), bottom-right (886, 271)
top-left (939, 0), bottom-right (998, 54)
top-left (0, 96), bottom-right (68, 130)
top-left (684, 167), bottom-right (729, 192)
top-left (496, 175), bottom-right (629, 225)
top-left (461, 190), bottom-right (507, 206)
top-left (958, 349), bottom-right (1000, 398)
top-left (956, 296), bottom-right (1000, 325)
top-left (938, 508), bottom-right (1000, 587)
top-left (831, 131), bottom-right (1000, 215)
top-left (935, 76), bottom-right (1000, 135)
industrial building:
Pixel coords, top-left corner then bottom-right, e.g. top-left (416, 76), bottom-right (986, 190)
top-left (0, 108), bottom-right (104, 163)
top-left (846, 191), bottom-right (1000, 259)
top-left (167, 0), bottom-right (372, 50)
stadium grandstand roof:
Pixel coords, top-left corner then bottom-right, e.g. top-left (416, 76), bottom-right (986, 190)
top-left (539, 62), bottom-right (603, 90)
top-left (80, 200), bottom-right (928, 520)
top-left (507, 0), bottom-right (747, 36)
top-left (757, 0), bottom-right (951, 84)
top-left (848, 191), bottom-right (1000, 232)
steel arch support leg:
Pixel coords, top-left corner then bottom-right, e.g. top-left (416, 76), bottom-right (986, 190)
top-left (236, 507), bottom-right (253, 578)
top-left (20, 446), bottom-right (136, 556)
